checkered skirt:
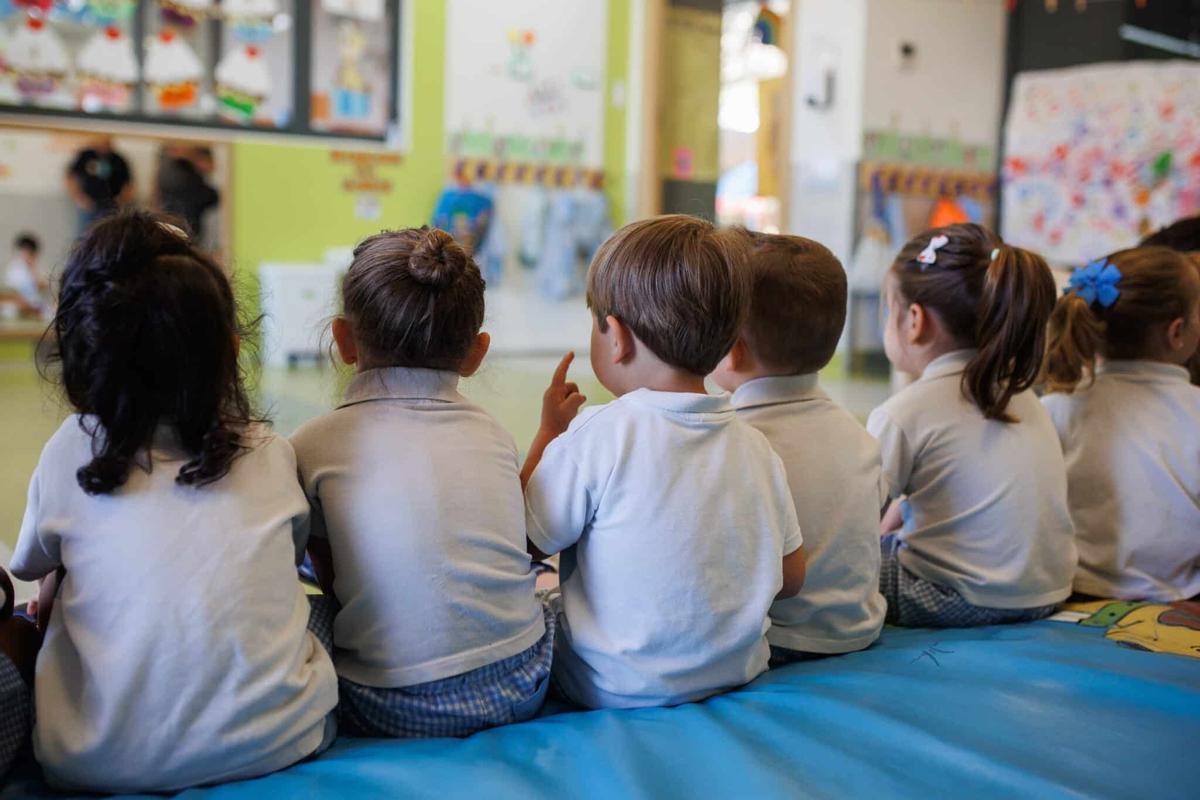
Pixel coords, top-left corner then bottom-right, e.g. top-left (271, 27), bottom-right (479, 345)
top-left (879, 534), bottom-right (1059, 627)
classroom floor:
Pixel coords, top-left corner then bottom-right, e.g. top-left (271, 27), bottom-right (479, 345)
top-left (0, 354), bottom-right (891, 598)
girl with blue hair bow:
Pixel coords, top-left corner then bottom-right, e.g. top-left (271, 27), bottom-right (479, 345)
top-left (1043, 247), bottom-right (1200, 603)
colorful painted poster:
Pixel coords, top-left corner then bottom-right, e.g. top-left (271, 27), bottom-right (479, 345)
top-left (444, 0), bottom-right (607, 169)
top-left (1002, 61), bottom-right (1200, 265)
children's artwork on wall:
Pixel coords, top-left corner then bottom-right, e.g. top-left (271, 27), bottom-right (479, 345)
top-left (77, 26), bottom-right (137, 112)
top-left (308, 0), bottom-right (389, 135)
top-left (222, 0), bottom-right (277, 44)
top-left (84, 0), bottom-right (137, 26)
top-left (1002, 61), bottom-right (1200, 265)
top-left (158, 0), bottom-right (211, 29)
top-left (444, 0), bottom-right (607, 170)
top-left (215, 44), bottom-right (270, 122)
top-left (321, 0), bottom-right (382, 22)
top-left (144, 28), bottom-right (202, 110)
top-left (333, 20), bottom-right (369, 119)
top-left (7, 16), bottom-right (69, 101)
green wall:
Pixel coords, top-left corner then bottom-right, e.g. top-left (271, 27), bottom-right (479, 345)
top-left (231, 0), bottom-right (630, 280)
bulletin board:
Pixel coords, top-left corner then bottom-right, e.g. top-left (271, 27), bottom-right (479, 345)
top-left (443, 0), bottom-right (607, 170)
top-left (1001, 61), bottom-right (1200, 265)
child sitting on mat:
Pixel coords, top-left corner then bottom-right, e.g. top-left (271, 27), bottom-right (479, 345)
top-left (522, 215), bottom-right (806, 709)
top-left (290, 227), bottom-right (552, 738)
top-left (1042, 246), bottom-right (1200, 602)
top-left (711, 232), bottom-right (886, 663)
top-left (869, 223), bottom-right (1076, 627)
top-left (11, 213), bottom-right (337, 793)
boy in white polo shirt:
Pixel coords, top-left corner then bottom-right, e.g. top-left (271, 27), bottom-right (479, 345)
top-left (522, 215), bottom-right (807, 710)
top-left (712, 232), bottom-right (887, 662)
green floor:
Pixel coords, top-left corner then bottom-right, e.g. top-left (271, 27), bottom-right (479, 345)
top-left (0, 352), bottom-right (889, 559)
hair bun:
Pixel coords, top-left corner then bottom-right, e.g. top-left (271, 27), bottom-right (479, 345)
top-left (409, 228), bottom-right (467, 289)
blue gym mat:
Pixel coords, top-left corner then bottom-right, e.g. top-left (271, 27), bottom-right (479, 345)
top-left (3, 621), bottom-right (1196, 799)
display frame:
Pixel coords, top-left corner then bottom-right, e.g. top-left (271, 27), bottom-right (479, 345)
top-left (0, 0), bottom-right (403, 144)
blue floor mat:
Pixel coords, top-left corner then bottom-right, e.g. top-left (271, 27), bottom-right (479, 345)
top-left (3, 621), bottom-right (1196, 799)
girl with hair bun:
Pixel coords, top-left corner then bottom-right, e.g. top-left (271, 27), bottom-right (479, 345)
top-left (868, 223), bottom-right (1077, 627)
top-left (291, 226), bottom-right (554, 738)
top-left (1042, 246), bottom-right (1200, 602)
top-left (11, 211), bottom-right (337, 793)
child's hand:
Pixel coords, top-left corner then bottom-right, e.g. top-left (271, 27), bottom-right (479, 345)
top-left (540, 352), bottom-right (587, 438)
top-left (881, 498), bottom-right (905, 534)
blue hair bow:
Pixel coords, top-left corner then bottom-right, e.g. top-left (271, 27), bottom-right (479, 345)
top-left (1068, 259), bottom-right (1122, 308)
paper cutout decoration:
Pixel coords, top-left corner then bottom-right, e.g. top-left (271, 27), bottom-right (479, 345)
top-left (77, 25), bottom-right (136, 112)
top-left (223, 0), bottom-right (277, 43)
top-left (215, 44), bottom-right (270, 122)
top-left (11, 0), bottom-right (53, 16)
top-left (85, 0), bottom-right (137, 25)
top-left (144, 29), bottom-right (202, 110)
top-left (158, 0), bottom-right (212, 28)
top-left (322, 0), bottom-right (382, 22)
top-left (333, 20), bottom-right (370, 119)
top-left (8, 16), bottom-right (69, 100)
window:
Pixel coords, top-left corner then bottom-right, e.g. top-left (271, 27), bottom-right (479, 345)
top-left (0, 0), bottom-right (401, 142)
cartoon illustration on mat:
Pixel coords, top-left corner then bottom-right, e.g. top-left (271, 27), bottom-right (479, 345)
top-left (1060, 600), bottom-right (1200, 659)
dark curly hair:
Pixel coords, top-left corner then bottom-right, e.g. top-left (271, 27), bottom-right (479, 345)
top-left (44, 211), bottom-right (259, 495)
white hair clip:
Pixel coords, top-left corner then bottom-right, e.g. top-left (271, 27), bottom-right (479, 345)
top-left (157, 221), bottom-right (189, 240)
top-left (917, 235), bottom-right (949, 268)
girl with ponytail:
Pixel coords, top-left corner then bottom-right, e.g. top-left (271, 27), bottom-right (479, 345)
top-left (1042, 246), bottom-right (1200, 602)
top-left (290, 226), bottom-right (553, 738)
top-left (10, 212), bottom-right (337, 793)
top-left (867, 223), bottom-right (1076, 628)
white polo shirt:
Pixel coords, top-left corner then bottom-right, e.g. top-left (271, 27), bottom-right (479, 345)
top-left (732, 375), bottom-right (887, 654)
top-left (867, 350), bottom-right (1076, 609)
top-left (1042, 361), bottom-right (1200, 601)
top-left (525, 389), bottom-right (803, 710)
top-left (290, 367), bottom-right (545, 688)
top-left (11, 418), bottom-right (337, 794)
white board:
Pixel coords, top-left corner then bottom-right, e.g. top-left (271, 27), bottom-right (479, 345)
top-left (444, 0), bottom-right (608, 169)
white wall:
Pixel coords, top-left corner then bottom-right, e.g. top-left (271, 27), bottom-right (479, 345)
top-left (787, 0), bottom-right (868, 264)
top-left (787, 0), bottom-right (1008, 263)
top-left (862, 0), bottom-right (1007, 153)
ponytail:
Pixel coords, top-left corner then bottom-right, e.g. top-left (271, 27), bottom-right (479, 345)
top-left (890, 224), bottom-right (1057, 423)
top-left (1042, 246), bottom-right (1199, 393)
top-left (965, 245), bottom-right (1057, 420)
top-left (1043, 293), bottom-right (1104, 394)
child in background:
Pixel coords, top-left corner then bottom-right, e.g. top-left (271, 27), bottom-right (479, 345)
top-left (869, 223), bottom-right (1075, 627)
top-left (11, 213), bottom-right (337, 793)
top-left (290, 227), bottom-right (552, 738)
top-left (1140, 215), bottom-right (1200, 386)
top-left (711, 232), bottom-right (886, 662)
top-left (523, 215), bottom-right (806, 709)
top-left (5, 233), bottom-right (50, 316)
top-left (1140, 214), bottom-right (1200, 253)
top-left (1042, 247), bottom-right (1200, 601)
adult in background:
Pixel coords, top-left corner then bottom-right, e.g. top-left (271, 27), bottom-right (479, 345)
top-left (157, 144), bottom-right (220, 244)
top-left (65, 137), bottom-right (134, 234)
